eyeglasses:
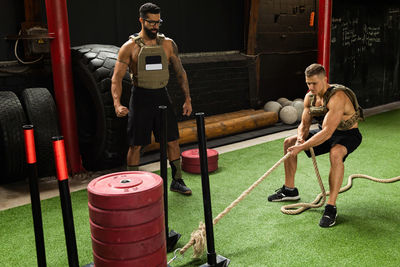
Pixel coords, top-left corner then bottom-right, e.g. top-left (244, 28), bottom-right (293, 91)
top-left (143, 18), bottom-right (163, 26)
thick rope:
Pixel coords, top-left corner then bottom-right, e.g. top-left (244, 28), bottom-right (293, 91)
top-left (178, 222), bottom-right (206, 259)
top-left (172, 148), bottom-right (400, 261)
top-left (281, 148), bottom-right (400, 214)
top-left (281, 147), bottom-right (327, 214)
top-left (177, 152), bottom-right (291, 257)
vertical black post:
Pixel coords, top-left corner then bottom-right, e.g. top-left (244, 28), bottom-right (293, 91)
top-left (159, 105), bottom-right (181, 253)
top-left (196, 112), bottom-right (217, 265)
top-left (159, 105), bottom-right (169, 240)
top-left (52, 136), bottom-right (79, 267)
top-left (196, 113), bottom-right (230, 267)
top-left (23, 125), bottom-right (47, 267)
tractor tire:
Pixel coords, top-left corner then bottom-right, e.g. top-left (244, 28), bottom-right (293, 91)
top-left (21, 88), bottom-right (60, 177)
top-left (71, 45), bottom-right (131, 171)
top-left (0, 91), bottom-right (27, 183)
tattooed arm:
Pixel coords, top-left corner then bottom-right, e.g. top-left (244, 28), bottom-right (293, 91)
top-left (169, 40), bottom-right (192, 116)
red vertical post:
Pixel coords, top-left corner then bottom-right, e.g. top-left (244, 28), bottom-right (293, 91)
top-left (52, 136), bottom-right (79, 267)
top-left (317, 0), bottom-right (332, 80)
top-left (45, 0), bottom-right (82, 173)
top-left (23, 125), bottom-right (47, 267)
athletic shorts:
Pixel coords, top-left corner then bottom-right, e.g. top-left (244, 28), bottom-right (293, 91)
top-left (127, 87), bottom-right (179, 146)
top-left (304, 126), bottom-right (362, 162)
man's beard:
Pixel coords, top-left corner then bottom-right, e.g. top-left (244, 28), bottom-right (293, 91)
top-left (144, 27), bottom-right (158, 39)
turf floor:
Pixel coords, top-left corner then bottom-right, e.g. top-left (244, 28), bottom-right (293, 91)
top-left (1, 109), bottom-right (400, 267)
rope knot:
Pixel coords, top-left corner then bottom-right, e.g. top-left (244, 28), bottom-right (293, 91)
top-left (179, 222), bottom-right (207, 258)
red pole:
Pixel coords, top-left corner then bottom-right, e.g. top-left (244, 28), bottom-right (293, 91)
top-left (317, 0), bottom-right (332, 80)
top-left (45, 0), bottom-right (82, 173)
top-left (23, 125), bottom-right (47, 267)
top-left (52, 136), bottom-right (79, 267)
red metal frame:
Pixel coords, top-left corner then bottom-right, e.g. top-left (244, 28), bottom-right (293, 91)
top-left (317, 0), bottom-right (332, 80)
top-left (45, 0), bottom-right (82, 173)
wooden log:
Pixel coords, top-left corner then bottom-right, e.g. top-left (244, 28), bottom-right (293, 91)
top-left (143, 110), bottom-right (278, 153)
top-left (178, 109), bottom-right (265, 129)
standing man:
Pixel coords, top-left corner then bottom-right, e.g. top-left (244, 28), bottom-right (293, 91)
top-left (268, 63), bottom-right (363, 227)
top-left (111, 2), bottom-right (192, 195)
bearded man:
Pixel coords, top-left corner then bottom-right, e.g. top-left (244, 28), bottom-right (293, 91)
top-left (111, 2), bottom-right (192, 195)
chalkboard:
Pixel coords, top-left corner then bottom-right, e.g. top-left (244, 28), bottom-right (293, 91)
top-left (330, 1), bottom-right (400, 108)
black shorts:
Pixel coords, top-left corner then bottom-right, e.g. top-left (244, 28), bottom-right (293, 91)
top-left (304, 126), bottom-right (362, 162)
top-left (127, 87), bottom-right (179, 146)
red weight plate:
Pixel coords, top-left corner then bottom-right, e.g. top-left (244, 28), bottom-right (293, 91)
top-left (93, 244), bottom-right (166, 267)
top-left (90, 214), bottom-right (164, 243)
top-left (88, 198), bottom-right (163, 228)
top-left (88, 171), bottom-right (163, 210)
top-left (181, 149), bottom-right (218, 165)
top-left (91, 230), bottom-right (165, 260)
top-left (181, 161), bottom-right (218, 174)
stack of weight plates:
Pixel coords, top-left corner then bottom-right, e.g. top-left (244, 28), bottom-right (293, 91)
top-left (87, 171), bottom-right (166, 267)
top-left (181, 148), bottom-right (219, 174)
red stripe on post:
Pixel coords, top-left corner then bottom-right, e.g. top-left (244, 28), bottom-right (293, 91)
top-left (52, 137), bottom-right (69, 181)
top-left (23, 125), bottom-right (37, 164)
top-left (309, 11), bottom-right (315, 27)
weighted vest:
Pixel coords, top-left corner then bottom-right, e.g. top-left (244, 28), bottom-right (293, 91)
top-left (129, 33), bottom-right (169, 89)
top-left (308, 84), bottom-right (364, 130)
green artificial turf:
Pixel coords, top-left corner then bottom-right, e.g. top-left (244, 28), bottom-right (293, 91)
top-left (1, 109), bottom-right (400, 267)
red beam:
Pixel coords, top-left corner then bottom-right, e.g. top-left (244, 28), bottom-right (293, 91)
top-left (317, 0), bottom-right (332, 80)
top-left (45, 0), bottom-right (83, 173)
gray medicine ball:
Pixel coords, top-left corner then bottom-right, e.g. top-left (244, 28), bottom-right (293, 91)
top-left (263, 101), bottom-right (282, 113)
top-left (291, 100), bottom-right (304, 121)
top-left (281, 100), bottom-right (293, 107)
top-left (276, 97), bottom-right (289, 106)
top-left (279, 106), bottom-right (298, 124)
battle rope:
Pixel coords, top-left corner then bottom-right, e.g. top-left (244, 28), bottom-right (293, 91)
top-left (168, 148), bottom-right (400, 264)
top-left (281, 147), bottom-right (327, 214)
top-left (282, 147), bottom-right (400, 214)
top-left (169, 150), bottom-right (292, 263)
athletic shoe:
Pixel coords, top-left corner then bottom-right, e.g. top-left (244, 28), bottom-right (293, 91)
top-left (267, 185), bottom-right (300, 202)
top-left (170, 179), bottom-right (192, 195)
top-left (319, 204), bottom-right (337, 227)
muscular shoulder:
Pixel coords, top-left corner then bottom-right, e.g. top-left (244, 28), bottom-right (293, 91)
top-left (161, 38), bottom-right (180, 62)
top-left (327, 90), bottom-right (347, 109)
top-left (330, 90), bottom-right (347, 101)
top-left (118, 39), bottom-right (137, 58)
top-left (163, 36), bottom-right (173, 44)
top-left (120, 39), bottom-right (138, 53)
top-left (162, 37), bottom-right (175, 50)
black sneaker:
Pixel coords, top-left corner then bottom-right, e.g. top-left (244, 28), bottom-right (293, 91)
top-left (267, 185), bottom-right (300, 202)
top-left (170, 179), bottom-right (192, 195)
top-left (319, 204), bottom-right (337, 228)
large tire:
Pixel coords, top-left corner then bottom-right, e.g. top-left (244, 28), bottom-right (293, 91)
top-left (71, 45), bottom-right (131, 170)
top-left (21, 88), bottom-right (60, 177)
top-left (0, 91), bottom-right (27, 183)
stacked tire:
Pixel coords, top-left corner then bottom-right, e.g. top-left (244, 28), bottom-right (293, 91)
top-left (0, 91), bottom-right (27, 183)
top-left (21, 88), bottom-right (60, 177)
top-left (0, 88), bottom-right (59, 183)
top-left (71, 45), bottom-right (132, 171)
